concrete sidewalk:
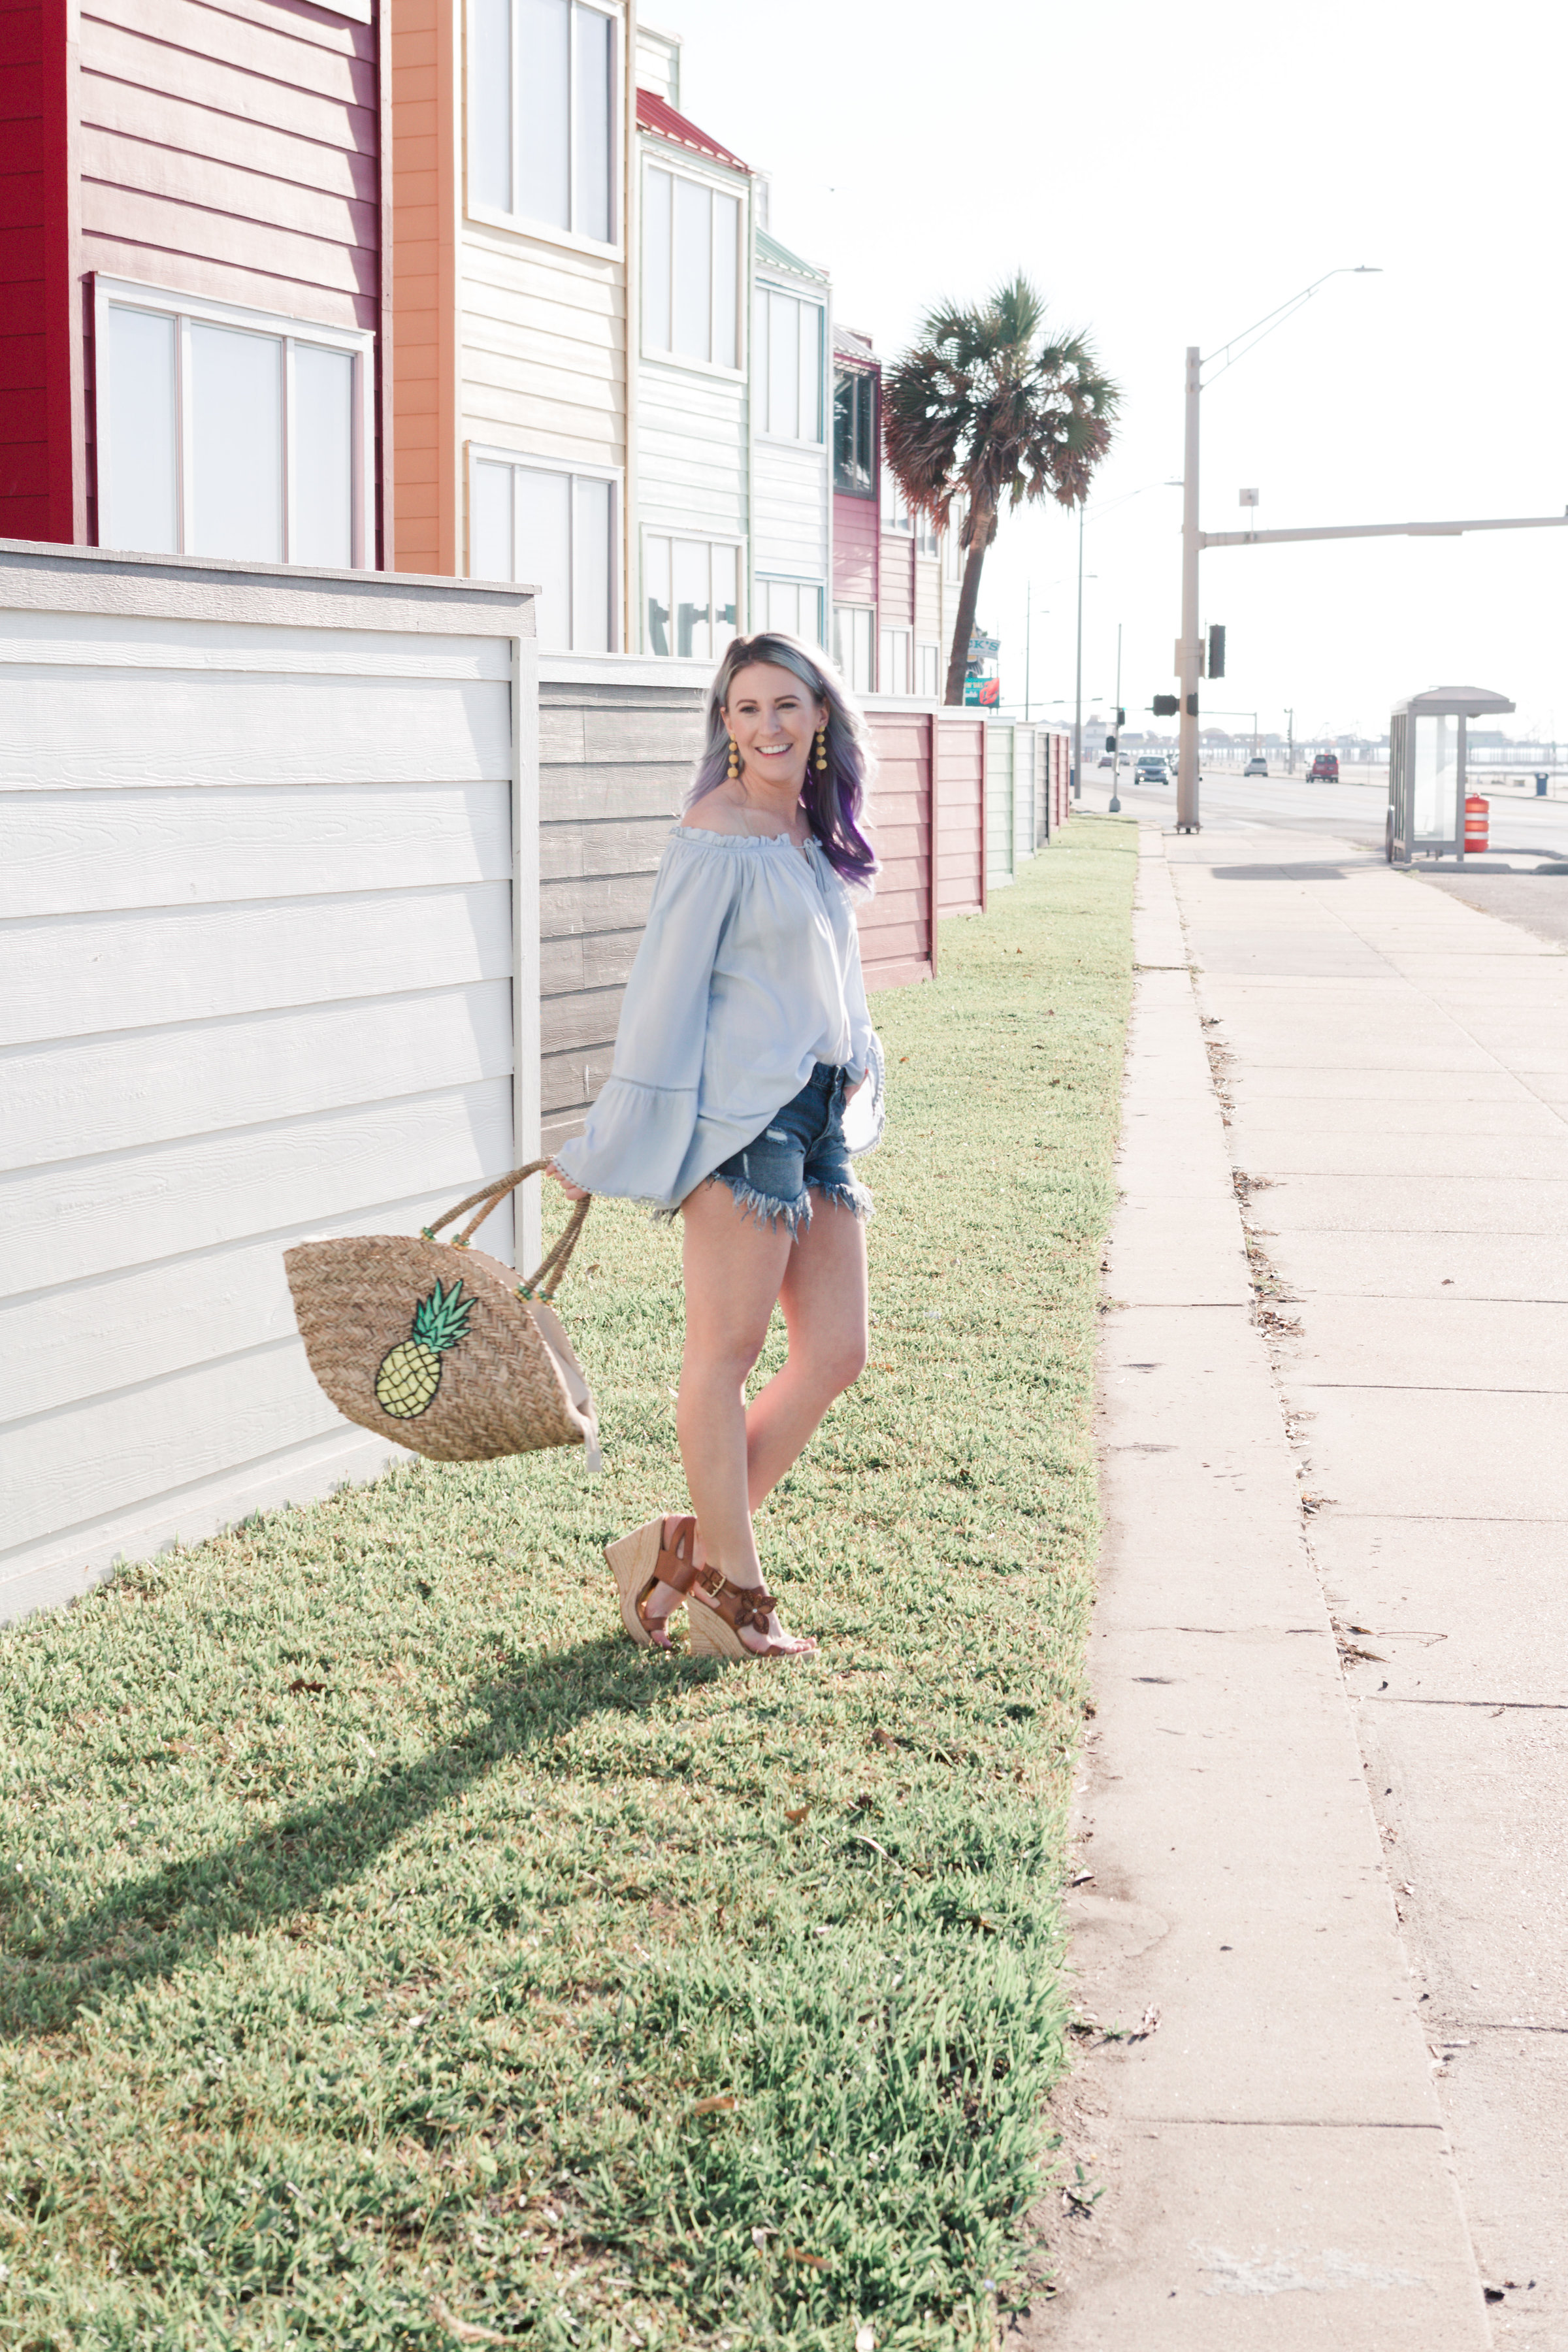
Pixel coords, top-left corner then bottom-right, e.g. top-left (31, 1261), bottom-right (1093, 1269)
top-left (1025, 822), bottom-right (1556, 2345)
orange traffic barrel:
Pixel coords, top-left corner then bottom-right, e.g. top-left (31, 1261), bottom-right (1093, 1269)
top-left (1464, 793), bottom-right (1489, 854)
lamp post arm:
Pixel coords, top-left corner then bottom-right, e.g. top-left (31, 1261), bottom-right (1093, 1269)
top-left (1200, 514), bottom-right (1568, 549)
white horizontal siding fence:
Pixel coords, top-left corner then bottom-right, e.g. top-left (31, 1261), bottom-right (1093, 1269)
top-left (1011, 724), bottom-right (1037, 868)
top-left (986, 721), bottom-right (1015, 890)
top-left (0, 543), bottom-right (538, 1623)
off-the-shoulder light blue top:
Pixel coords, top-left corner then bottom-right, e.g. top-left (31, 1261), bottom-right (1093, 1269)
top-left (553, 826), bottom-right (884, 1211)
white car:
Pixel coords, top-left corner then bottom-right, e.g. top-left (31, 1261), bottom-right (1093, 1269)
top-left (1134, 755), bottom-right (1171, 786)
top-left (1243, 755), bottom-right (1268, 777)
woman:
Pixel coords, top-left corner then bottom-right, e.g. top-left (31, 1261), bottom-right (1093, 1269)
top-left (551, 632), bottom-right (883, 1662)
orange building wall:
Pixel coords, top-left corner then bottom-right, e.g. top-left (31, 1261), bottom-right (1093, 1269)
top-left (389, 0), bottom-right (455, 572)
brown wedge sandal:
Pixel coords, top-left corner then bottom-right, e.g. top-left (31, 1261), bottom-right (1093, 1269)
top-left (604, 1514), bottom-right (704, 1649)
top-left (686, 1568), bottom-right (816, 1659)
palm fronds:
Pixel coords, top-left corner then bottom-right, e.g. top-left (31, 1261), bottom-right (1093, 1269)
top-left (883, 274), bottom-right (1120, 699)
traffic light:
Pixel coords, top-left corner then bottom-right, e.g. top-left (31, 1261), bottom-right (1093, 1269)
top-left (1104, 734), bottom-right (1116, 753)
top-left (1152, 693), bottom-right (1179, 717)
top-left (1117, 708), bottom-right (1126, 727)
top-left (1208, 625), bottom-right (1226, 680)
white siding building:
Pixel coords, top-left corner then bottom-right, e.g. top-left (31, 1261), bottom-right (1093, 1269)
top-left (751, 227), bottom-right (830, 650)
top-left (633, 87), bottom-right (753, 658)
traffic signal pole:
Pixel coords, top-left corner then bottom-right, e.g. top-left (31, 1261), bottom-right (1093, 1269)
top-left (1176, 346), bottom-right (1202, 832)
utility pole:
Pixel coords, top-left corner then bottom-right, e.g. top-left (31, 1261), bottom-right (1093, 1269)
top-left (1024, 584), bottom-right (1032, 723)
top-left (1072, 500), bottom-right (1085, 799)
top-left (1176, 346), bottom-right (1201, 830)
top-left (1286, 707), bottom-right (1295, 774)
top-left (1108, 621), bottom-right (1123, 813)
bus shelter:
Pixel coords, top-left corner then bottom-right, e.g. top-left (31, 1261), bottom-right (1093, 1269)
top-left (1387, 684), bottom-right (1514, 863)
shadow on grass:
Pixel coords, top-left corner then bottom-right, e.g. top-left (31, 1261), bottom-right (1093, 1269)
top-left (0, 1632), bottom-right (717, 2038)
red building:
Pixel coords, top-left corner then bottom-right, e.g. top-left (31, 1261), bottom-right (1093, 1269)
top-left (831, 323), bottom-right (962, 699)
top-left (830, 324), bottom-right (877, 691)
top-left (1, 0), bottom-right (390, 563)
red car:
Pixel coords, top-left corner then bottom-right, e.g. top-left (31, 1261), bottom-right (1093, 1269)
top-left (1309, 752), bottom-right (1339, 781)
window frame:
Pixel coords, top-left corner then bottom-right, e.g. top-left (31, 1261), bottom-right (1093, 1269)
top-left (640, 151), bottom-right (747, 380)
top-left (753, 280), bottom-right (826, 448)
top-left (466, 441), bottom-right (623, 652)
top-left (92, 273), bottom-right (374, 568)
top-left (881, 463), bottom-right (911, 533)
top-left (641, 525), bottom-right (746, 658)
top-left (878, 625), bottom-right (911, 696)
top-left (465, 0), bottom-right (624, 259)
top-left (832, 602), bottom-right (875, 694)
top-left (755, 574), bottom-right (826, 647)
top-left (832, 367), bottom-right (877, 498)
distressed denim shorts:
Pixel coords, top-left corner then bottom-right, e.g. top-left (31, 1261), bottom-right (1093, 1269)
top-left (707, 1062), bottom-right (873, 1238)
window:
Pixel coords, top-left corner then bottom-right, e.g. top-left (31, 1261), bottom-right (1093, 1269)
top-left (95, 279), bottom-right (370, 566)
top-left (471, 0), bottom-right (615, 244)
top-left (753, 288), bottom-right (823, 441)
top-left (644, 164), bottom-right (741, 369)
top-left (645, 534), bottom-right (740, 659)
top-left (916, 513), bottom-right (938, 557)
top-left (757, 577), bottom-right (824, 646)
top-left (470, 449), bottom-right (617, 651)
top-left (832, 368), bottom-right (875, 496)
top-left (881, 465), bottom-right (911, 532)
top-left (917, 642), bottom-right (940, 697)
top-left (834, 604), bottom-right (874, 694)
top-left (879, 627), bottom-right (910, 695)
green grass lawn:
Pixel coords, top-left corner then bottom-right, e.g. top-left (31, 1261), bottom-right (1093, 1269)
top-left (0, 817), bottom-right (1136, 2352)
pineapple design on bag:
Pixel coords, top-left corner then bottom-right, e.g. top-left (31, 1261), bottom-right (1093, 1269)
top-left (374, 1277), bottom-right (474, 1418)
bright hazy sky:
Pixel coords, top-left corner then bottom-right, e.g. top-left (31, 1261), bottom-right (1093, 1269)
top-left (655, 0), bottom-right (1567, 743)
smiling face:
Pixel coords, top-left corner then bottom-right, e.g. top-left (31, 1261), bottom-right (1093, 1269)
top-left (721, 661), bottom-right (828, 793)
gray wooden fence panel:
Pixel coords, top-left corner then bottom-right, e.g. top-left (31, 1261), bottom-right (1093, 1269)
top-left (537, 655), bottom-right (709, 1154)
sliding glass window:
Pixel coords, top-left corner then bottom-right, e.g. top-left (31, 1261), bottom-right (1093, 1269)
top-left (470, 451), bottom-right (618, 652)
top-left (470, 0), bottom-right (616, 246)
top-left (95, 280), bottom-right (370, 567)
top-left (644, 163), bottom-right (742, 370)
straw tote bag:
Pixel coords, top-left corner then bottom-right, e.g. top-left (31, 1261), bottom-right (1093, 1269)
top-left (284, 1162), bottom-right (600, 1469)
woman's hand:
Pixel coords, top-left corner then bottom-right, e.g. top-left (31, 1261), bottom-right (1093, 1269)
top-left (549, 1162), bottom-right (591, 1203)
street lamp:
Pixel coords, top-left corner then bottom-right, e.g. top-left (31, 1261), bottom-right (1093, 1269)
top-left (1177, 268), bottom-right (1382, 832)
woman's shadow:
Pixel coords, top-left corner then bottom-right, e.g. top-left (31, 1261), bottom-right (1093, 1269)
top-left (1, 1632), bottom-right (717, 2037)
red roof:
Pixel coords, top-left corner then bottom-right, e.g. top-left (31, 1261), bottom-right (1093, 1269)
top-left (636, 88), bottom-right (750, 174)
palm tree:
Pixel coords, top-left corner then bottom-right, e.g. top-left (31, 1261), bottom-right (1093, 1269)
top-left (883, 275), bottom-right (1120, 706)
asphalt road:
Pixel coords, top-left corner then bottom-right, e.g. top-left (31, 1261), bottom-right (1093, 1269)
top-left (1094, 768), bottom-right (1568, 860)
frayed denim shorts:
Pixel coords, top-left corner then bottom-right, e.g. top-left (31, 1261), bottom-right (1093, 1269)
top-left (707, 1063), bottom-right (873, 1239)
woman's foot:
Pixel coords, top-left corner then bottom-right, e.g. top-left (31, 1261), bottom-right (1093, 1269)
top-left (687, 1571), bottom-right (817, 1658)
top-left (605, 1515), bottom-right (703, 1650)
top-left (639, 1514), bottom-right (703, 1648)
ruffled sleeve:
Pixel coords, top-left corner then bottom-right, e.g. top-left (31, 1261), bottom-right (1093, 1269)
top-left (552, 838), bottom-right (741, 1205)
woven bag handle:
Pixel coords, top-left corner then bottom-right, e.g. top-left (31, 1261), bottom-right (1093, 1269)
top-left (421, 1162), bottom-right (592, 1302)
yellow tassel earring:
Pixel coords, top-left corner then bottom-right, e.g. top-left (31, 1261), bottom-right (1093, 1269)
top-left (727, 735), bottom-right (740, 779)
top-left (813, 726), bottom-right (828, 773)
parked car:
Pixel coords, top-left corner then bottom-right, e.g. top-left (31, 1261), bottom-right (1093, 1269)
top-left (1309, 751), bottom-right (1339, 781)
top-left (1134, 755), bottom-right (1171, 786)
top-left (1243, 755), bottom-right (1268, 777)
top-left (1098, 751), bottom-right (1115, 769)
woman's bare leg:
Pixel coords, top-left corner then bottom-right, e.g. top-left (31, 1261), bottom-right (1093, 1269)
top-left (743, 1194), bottom-right (868, 1505)
top-left (639, 1186), bottom-right (867, 1653)
top-left (674, 1182), bottom-right (790, 1582)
